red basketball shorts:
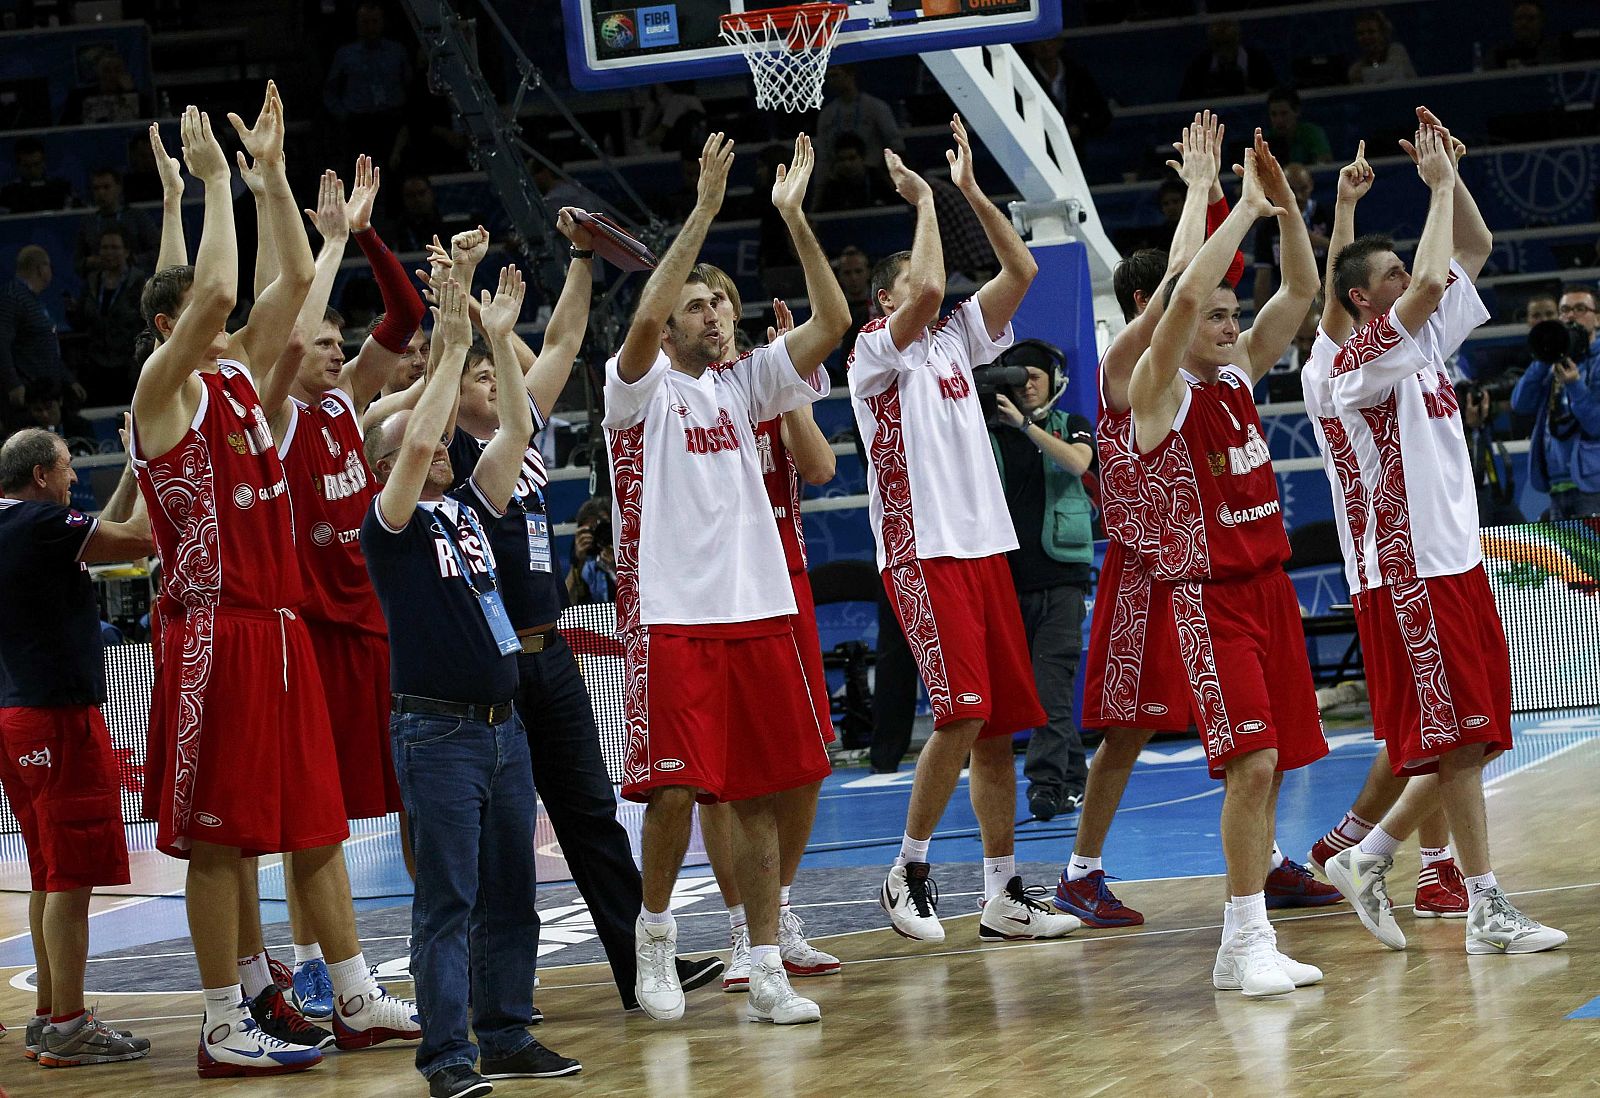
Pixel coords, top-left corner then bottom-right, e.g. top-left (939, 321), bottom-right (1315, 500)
top-left (153, 606), bottom-right (350, 857)
top-left (1169, 568), bottom-right (1328, 778)
top-left (789, 570), bottom-right (836, 745)
top-left (0, 705), bottom-right (130, 892)
top-left (882, 553), bottom-right (1046, 738)
top-left (619, 618), bottom-right (832, 804)
top-left (1082, 539), bottom-right (1193, 733)
top-left (306, 620), bottom-right (402, 819)
top-left (1353, 565), bottom-right (1512, 776)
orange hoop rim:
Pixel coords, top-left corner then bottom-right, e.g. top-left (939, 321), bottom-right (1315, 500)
top-left (718, 2), bottom-right (849, 37)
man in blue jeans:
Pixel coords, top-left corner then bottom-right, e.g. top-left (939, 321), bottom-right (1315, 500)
top-left (1512, 283), bottom-right (1600, 519)
top-left (362, 272), bottom-right (580, 1098)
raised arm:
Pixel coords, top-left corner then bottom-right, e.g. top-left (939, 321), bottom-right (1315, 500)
top-left (237, 155), bottom-right (277, 300)
top-left (781, 403), bottom-right (835, 485)
top-left (1393, 124), bottom-right (1455, 337)
top-left (362, 321), bottom-right (440, 433)
top-left (151, 123), bottom-right (188, 271)
top-left (1417, 107), bottom-right (1491, 280)
top-left (616, 132), bottom-right (735, 382)
top-left (949, 114), bottom-right (1037, 335)
top-left (85, 433), bottom-right (152, 561)
top-left (343, 157), bottom-right (425, 407)
top-left (884, 151), bottom-right (942, 352)
top-left (518, 207), bottom-right (600, 417)
top-left (1321, 141), bottom-right (1373, 344)
top-left (471, 266), bottom-right (533, 511)
top-left (1237, 140), bottom-right (1320, 382)
top-left (771, 134), bottom-right (851, 375)
top-left (376, 278), bottom-right (469, 528)
top-left (131, 107), bottom-right (237, 456)
top-left (261, 170), bottom-right (348, 420)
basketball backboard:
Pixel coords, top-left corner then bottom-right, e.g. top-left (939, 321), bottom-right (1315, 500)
top-left (561, 0), bottom-right (1062, 91)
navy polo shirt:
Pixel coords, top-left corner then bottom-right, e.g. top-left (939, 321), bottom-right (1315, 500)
top-left (0, 498), bottom-right (105, 707)
top-left (361, 482), bottom-right (518, 704)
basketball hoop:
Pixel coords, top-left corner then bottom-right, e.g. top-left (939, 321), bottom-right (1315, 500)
top-left (719, 3), bottom-right (848, 113)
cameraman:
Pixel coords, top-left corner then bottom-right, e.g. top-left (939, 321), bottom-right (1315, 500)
top-left (567, 494), bottom-right (616, 603)
top-left (987, 341), bottom-right (1096, 821)
top-left (1511, 284), bottom-right (1600, 519)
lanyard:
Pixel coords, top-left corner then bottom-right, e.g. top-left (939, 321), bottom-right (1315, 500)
top-left (430, 500), bottom-right (498, 596)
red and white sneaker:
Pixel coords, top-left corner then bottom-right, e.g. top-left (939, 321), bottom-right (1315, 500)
top-left (779, 907), bottom-right (841, 977)
top-left (1415, 858), bottom-right (1468, 918)
top-left (332, 988), bottom-right (421, 1050)
top-left (1307, 829), bottom-right (1359, 874)
top-left (1265, 858), bottom-right (1344, 908)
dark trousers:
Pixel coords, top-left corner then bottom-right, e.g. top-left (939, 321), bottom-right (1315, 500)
top-left (1018, 584), bottom-right (1088, 801)
top-left (1549, 487), bottom-right (1600, 520)
top-left (514, 634), bottom-right (642, 1006)
top-left (870, 591), bottom-right (920, 773)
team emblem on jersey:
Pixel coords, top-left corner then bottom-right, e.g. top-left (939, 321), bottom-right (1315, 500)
top-left (233, 484), bottom-right (256, 509)
top-left (311, 522), bottom-right (335, 547)
top-left (938, 365), bottom-right (972, 402)
top-left (227, 431), bottom-right (248, 455)
top-left (1462, 715), bottom-right (1490, 730)
top-left (224, 391), bottom-right (249, 419)
top-left (956, 692), bottom-right (983, 705)
top-left (322, 425), bottom-right (340, 456)
top-left (65, 510), bottom-right (89, 526)
top-left (1141, 703), bottom-right (1169, 716)
top-left (670, 403), bottom-right (691, 417)
top-left (1207, 451), bottom-right (1227, 477)
top-left (656, 758), bottom-right (686, 772)
top-left (196, 812), bottom-right (223, 827)
top-left (1236, 719), bottom-right (1267, 735)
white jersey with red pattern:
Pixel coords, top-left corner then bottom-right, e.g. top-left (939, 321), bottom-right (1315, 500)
top-left (133, 361), bottom-right (306, 612)
top-left (280, 386), bottom-right (385, 635)
top-left (848, 296), bottom-right (1018, 572)
top-left (1140, 365), bottom-right (1290, 583)
top-left (1313, 262), bottom-right (1491, 591)
top-left (755, 416), bottom-right (806, 574)
top-left (1096, 400), bottom-right (1153, 553)
top-left (603, 334), bottom-right (826, 630)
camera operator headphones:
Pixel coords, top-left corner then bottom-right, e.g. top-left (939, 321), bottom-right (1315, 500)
top-left (993, 339), bottom-right (1069, 424)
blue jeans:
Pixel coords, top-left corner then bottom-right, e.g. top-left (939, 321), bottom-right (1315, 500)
top-left (392, 709), bottom-right (540, 1080)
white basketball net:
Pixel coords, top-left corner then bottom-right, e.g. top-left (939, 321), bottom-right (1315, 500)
top-left (719, 6), bottom-right (846, 113)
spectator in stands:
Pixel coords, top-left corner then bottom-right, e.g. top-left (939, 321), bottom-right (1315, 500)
top-left (1116, 178), bottom-right (1186, 255)
top-left (61, 51), bottom-right (149, 125)
top-left (532, 161), bottom-right (607, 219)
top-left (74, 169), bottom-right (159, 278)
top-left (392, 45), bottom-right (472, 179)
top-left (1265, 87), bottom-right (1331, 165)
top-left (66, 227), bottom-right (146, 407)
top-left (0, 138), bottom-right (77, 213)
top-left (1347, 8), bottom-right (1417, 85)
top-left (323, 0), bottom-right (412, 166)
top-left (19, 378), bottom-right (92, 442)
top-left (814, 66), bottom-right (903, 184)
top-left (834, 245), bottom-right (873, 353)
top-left (814, 133), bottom-right (894, 212)
top-left (1491, 0), bottom-right (1562, 69)
top-left (1511, 283), bottom-right (1600, 518)
top-left (566, 495), bottom-right (615, 604)
top-left (1, 247), bottom-right (80, 433)
top-left (1252, 163), bottom-right (1333, 310)
top-left (388, 174), bottom-right (474, 252)
top-left (1019, 35), bottom-right (1110, 149)
top-left (636, 82), bottom-right (707, 155)
top-left (1179, 18), bottom-right (1276, 100)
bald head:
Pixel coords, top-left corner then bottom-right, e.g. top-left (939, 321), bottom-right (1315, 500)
top-left (1286, 163), bottom-right (1314, 208)
top-left (363, 410), bottom-right (411, 483)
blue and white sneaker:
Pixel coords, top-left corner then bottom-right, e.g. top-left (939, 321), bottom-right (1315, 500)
top-left (291, 958), bottom-right (335, 1021)
top-left (197, 1015), bottom-right (322, 1078)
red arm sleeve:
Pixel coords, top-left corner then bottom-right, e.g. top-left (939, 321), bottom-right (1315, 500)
top-left (1207, 196), bottom-right (1248, 289)
top-left (353, 227), bottom-right (425, 353)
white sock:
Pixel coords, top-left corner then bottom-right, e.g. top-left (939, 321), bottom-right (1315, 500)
top-left (778, 885), bottom-right (791, 908)
top-left (1269, 842), bottom-right (1286, 869)
top-left (202, 985), bottom-right (246, 1032)
top-left (1464, 870), bottom-right (1498, 901)
top-left (293, 942), bottom-right (324, 968)
top-left (1232, 892), bottom-right (1269, 931)
top-left (1333, 811), bottom-right (1375, 843)
top-left (728, 903), bottom-right (747, 932)
top-left (1357, 826), bottom-right (1402, 858)
top-left (1419, 846), bottom-right (1451, 867)
top-left (327, 952), bottom-right (379, 1005)
top-left (982, 856), bottom-right (1015, 902)
top-left (641, 906), bottom-right (676, 932)
top-left (895, 833), bottom-right (931, 868)
top-left (750, 944), bottom-right (779, 969)
top-left (236, 951), bottom-right (272, 999)
top-left (1066, 854), bottom-right (1102, 882)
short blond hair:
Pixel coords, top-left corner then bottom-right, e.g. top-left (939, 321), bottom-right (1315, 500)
top-left (691, 262), bottom-right (742, 321)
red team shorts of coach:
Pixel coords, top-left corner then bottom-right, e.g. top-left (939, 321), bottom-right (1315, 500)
top-left (789, 569), bottom-right (837, 745)
top-left (1353, 564), bottom-right (1513, 775)
top-left (153, 607), bottom-right (350, 858)
top-left (0, 705), bottom-right (130, 892)
top-left (620, 617), bottom-right (833, 804)
top-left (1170, 568), bottom-right (1328, 778)
top-left (306, 620), bottom-right (404, 819)
top-left (882, 553), bottom-right (1046, 738)
top-left (1081, 538), bottom-right (1193, 733)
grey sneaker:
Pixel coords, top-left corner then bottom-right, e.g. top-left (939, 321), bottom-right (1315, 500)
top-left (38, 1010), bottom-right (152, 1067)
top-left (25, 1013), bottom-right (47, 1060)
top-left (1465, 887), bottom-right (1568, 955)
top-left (1326, 848), bottom-right (1405, 950)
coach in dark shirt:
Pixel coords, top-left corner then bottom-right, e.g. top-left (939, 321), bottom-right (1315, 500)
top-left (361, 275), bottom-right (578, 1098)
top-left (987, 342), bottom-right (1096, 823)
top-left (0, 428), bottom-right (152, 1065)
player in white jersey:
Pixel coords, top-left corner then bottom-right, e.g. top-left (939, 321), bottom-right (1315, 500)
top-left (1314, 109), bottom-right (1564, 954)
top-left (1301, 141), bottom-right (1463, 926)
top-left (607, 133), bottom-right (850, 1025)
top-left (850, 115), bottom-right (1078, 946)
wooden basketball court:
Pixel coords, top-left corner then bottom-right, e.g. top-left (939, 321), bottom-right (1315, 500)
top-left (4, 734), bottom-right (1597, 1098)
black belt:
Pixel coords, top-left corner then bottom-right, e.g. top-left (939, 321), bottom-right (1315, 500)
top-left (391, 693), bottom-right (515, 726)
top-left (517, 624), bottom-right (557, 655)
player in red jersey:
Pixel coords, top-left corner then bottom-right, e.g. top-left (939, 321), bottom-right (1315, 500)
top-left (1128, 132), bottom-right (1327, 997)
top-left (130, 89), bottom-right (417, 1077)
top-left (688, 269), bottom-right (843, 990)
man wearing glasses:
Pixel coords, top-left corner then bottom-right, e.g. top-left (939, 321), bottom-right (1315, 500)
top-left (1512, 283), bottom-right (1600, 519)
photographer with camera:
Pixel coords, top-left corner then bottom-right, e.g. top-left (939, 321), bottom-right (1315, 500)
top-left (1511, 283), bottom-right (1600, 519)
top-left (567, 494), bottom-right (616, 603)
top-left (983, 340), bottom-right (1096, 821)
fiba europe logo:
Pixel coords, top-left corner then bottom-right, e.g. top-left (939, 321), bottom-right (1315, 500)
top-left (599, 11), bottom-right (636, 51)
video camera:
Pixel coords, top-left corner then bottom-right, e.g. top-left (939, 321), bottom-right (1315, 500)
top-left (975, 339), bottom-right (1067, 428)
top-left (1529, 319), bottom-right (1593, 366)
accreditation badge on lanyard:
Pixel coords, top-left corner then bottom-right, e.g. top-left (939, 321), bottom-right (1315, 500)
top-left (432, 501), bottom-right (522, 657)
top-left (524, 487), bottom-right (552, 573)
